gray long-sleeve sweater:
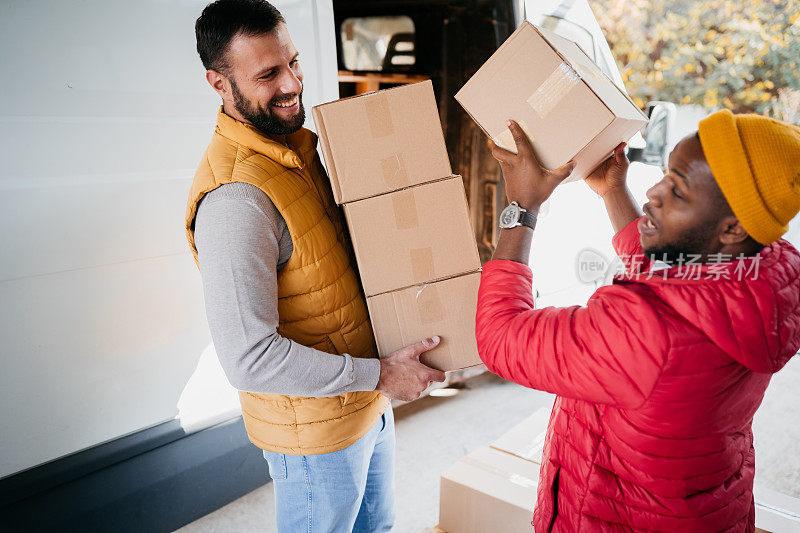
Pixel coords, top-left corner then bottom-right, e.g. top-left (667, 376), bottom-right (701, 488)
top-left (194, 182), bottom-right (380, 397)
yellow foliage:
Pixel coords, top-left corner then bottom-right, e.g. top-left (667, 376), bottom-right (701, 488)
top-left (590, 0), bottom-right (799, 114)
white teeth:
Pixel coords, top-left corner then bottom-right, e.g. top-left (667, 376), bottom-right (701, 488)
top-left (274, 97), bottom-right (297, 108)
top-left (647, 219), bottom-right (656, 229)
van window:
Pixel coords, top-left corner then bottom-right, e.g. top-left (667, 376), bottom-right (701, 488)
top-left (340, 16), bottom-right (415, 71)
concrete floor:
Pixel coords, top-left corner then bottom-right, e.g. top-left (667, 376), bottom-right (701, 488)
top-left (178, 357), bottom-right (800, 533)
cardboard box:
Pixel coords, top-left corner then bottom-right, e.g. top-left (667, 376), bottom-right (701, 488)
top-left (490, 407), bottom-right (551, 465)
top-left (312, 80), bottom-right (453, 204)
top-left (754, 485), bottom-right (800, 533)
top-left (367, 272), bottom-right (482, 372)
top-left (344, 177), bottom-right (481, 298)
top-left (455, 21), bottom-right (648, 183)
top-left (439, 446), bottom-right (539, 533)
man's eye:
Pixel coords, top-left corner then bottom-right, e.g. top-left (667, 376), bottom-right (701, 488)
top-left (290, 59), bottom-right (299, 66)
top-left (672, 186), bottom-right (683, 199)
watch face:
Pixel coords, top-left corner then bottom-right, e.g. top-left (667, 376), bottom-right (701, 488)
top-left (500, 204), bottom-right (520, 228)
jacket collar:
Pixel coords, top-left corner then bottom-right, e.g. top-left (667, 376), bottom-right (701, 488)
top-left (213, 106), bottom-right (316, 170)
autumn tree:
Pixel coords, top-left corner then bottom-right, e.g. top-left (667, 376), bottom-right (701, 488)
top-left (590, 0), bottom-right (800, 120)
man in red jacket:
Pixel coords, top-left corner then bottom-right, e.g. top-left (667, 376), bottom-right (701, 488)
top-left (476, 110), bottom-right (800, 531)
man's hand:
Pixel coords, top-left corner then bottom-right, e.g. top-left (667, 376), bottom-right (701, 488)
top-left (584, 142), bottom-right (629, 198)
top-left (490, 120), bottom-right (576, 211)
top-left (583, 142), bottom-right (642, 233)
top-left (376, 336), bottom-right (447, 402)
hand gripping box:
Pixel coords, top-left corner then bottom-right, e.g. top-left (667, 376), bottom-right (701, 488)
top-left (312, 80), bottom-right (453, 204)
top-left (367, 272), bottom-right (482, 372)
top-left (455, 21), bottom-right (648, 183)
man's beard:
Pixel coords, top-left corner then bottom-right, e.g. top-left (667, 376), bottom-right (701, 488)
top-left (231, 78), bottom-right (305, 136)
top-left (643, 222), bottom-right (717, 264)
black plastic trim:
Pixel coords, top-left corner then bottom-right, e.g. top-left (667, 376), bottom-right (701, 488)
top-left (0, 416), bottom-right (269, 532)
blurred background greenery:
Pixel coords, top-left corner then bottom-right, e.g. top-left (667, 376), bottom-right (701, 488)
top-left (590, 0), bottom-right (800, 122)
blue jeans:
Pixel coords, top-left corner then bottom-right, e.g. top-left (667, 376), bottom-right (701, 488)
top-left (262, 406), bottom-right (395, 533)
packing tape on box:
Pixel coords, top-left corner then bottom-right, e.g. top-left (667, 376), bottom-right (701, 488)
top-left (415, 282), bottom-right (445, 322)
top-left (518, 434), bottom-right (545, 462)
top-left (491, 119), bottom-right (535, 154)
top-left (381, 153), bottom-right (409, 189)
top-left (410, 247), bottom-right (435, 282)
top-left (365, 93), bottom-right (395, 138)
top-left (572, 60), bottom-right (605, 85)
top-left (527, 62), bottom-right (581, 119)
top-left (461, 457), bottom-right (539, 489)
top-left (392, 190), bottom-right (419, 229)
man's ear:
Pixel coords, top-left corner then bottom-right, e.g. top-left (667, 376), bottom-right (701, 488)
top-left (718, 215), bottom-right (751, 245)
top-left (205, 69), bottom-right (230, 100)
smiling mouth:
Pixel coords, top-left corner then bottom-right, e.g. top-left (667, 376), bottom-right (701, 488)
top-left (642, 205), bottom-right (659, 231)
top-left (272, 96), bottom-right (298, 108)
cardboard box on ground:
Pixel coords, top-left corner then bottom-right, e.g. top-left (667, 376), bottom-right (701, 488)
top-left (455, 21), bottom-right (648, 183)
top-left (490, 404), bottom-right (550, 464)
top-left (312, 81), bottom-right (482, 371)
top-left (439, 407), bottom-right (800, 533)
top-left (438, 407), bottom-right (552, 533)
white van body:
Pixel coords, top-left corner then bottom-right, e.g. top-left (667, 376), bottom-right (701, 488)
top-left (0, 0), bottom-right (338, 480)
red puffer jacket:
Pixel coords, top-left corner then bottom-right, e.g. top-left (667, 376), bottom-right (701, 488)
top-left (476, 216), bottom-right (800, 532)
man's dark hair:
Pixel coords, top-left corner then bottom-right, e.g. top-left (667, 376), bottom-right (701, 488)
top-left (195, 0), bottom-right (285, 74)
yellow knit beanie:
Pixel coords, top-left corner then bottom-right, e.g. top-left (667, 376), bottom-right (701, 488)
top-left (698, 109), bottom-right (800, 244)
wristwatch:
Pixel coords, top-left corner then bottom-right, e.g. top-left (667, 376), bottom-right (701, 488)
top-left (499, 201), bottom-right (537, 230)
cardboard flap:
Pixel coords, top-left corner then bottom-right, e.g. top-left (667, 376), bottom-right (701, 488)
top-left (442, 447), bottom-right (540, 509)
top-left (311, 105), bottom-right (343, 202)
top-left (538, 27), bottom-right (647, 123)
top-left (490, 406), bottom-right (552, 464)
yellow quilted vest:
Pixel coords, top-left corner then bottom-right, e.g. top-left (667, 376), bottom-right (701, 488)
top-left (185, 108), bottom-right (389, 455)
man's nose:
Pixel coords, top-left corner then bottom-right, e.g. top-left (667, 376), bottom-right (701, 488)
top-left (278, 68), bottom-right (302, 95)
top-left (645, 180), bottom-right (664, 206)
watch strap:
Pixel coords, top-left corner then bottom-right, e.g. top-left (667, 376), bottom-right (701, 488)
top-left (519, 209), bottom-right (537, 230)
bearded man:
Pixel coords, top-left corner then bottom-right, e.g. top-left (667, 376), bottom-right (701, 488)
top-left (185, 1), bottom-right (445, 531)
top-left (476, 113), bottom-right (800, 531)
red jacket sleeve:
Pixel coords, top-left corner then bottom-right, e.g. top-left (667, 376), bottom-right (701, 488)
top-left (612, 216), bottom-right (652, 275)
top-left (476, 259), bottom-right (669, 409)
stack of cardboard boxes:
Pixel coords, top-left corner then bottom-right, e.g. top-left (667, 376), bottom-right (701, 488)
top-left (438, 407), bottom-right (551, 533)
top-left (312, 81), bottom-right (482, 372)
